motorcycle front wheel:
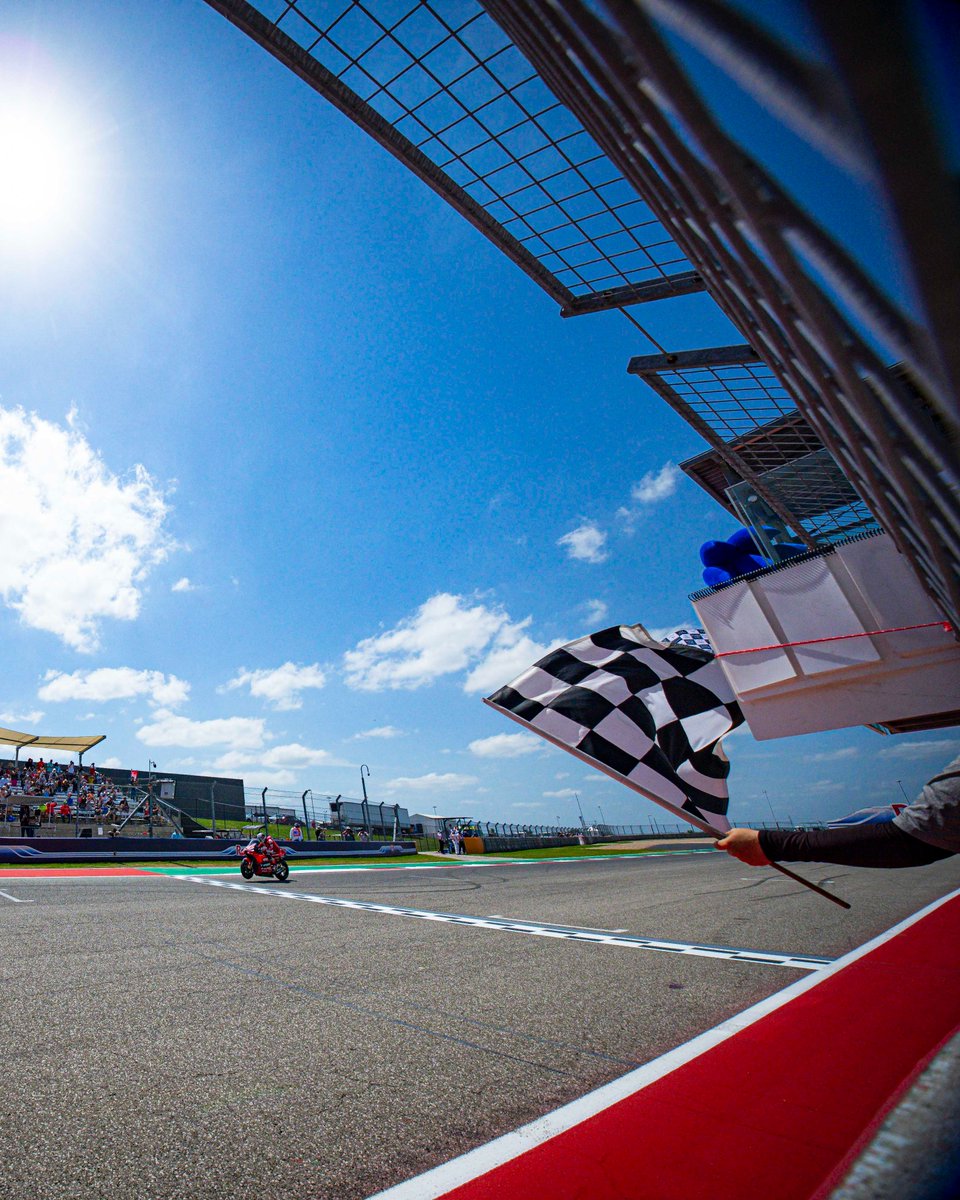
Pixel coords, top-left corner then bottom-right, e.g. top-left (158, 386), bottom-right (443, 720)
top-left (240, 859), bottom-right (255, 879)
top-left (274, 860), bottom-right (290, 882)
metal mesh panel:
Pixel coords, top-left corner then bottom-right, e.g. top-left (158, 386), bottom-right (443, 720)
top-left (731, 450), bottom-right (878, 544)
top-left (630, 347), bottom-right (879, 545)
top-left (489, 0), bottom-right (959, 629)
top-left (206, 0), bottom-right (703, 312)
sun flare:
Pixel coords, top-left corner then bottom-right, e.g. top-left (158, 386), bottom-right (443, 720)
top-left (0, 101), bottom-right (87, 250)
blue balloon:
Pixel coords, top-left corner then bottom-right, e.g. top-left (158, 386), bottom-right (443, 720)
top-left (702, 565), bottom-right (733, 586)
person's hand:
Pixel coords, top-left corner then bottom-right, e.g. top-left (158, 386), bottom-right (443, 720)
top-left (715, 828), bottom-right (771, 866)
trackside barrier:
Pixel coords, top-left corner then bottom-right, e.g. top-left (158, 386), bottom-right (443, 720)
top-left (0, 836), bottom-right (417, 863)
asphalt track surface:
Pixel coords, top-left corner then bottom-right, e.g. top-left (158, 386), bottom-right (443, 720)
top-left (3, 850), bottom-right (959, 1200)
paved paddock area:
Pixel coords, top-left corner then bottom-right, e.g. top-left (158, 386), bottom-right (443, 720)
top-left (2, 850), bottom-right (959, 1199)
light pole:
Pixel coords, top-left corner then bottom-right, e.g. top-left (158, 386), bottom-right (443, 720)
top-left (360, 764), bottom-right (371, 835)
top-left (147, 761), bottom-right (158, 836)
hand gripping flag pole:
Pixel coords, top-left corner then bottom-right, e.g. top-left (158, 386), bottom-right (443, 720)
top-left (484, 625), bottom-right (849, 909)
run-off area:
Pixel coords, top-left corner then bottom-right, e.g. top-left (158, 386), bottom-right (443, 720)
top-left (2, 853), bottom-right (958, 1200)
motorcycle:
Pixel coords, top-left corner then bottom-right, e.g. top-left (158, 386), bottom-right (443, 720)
top-left (238, 834), bottom-right (290, 882)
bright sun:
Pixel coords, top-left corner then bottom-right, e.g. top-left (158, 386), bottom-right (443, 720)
top-left (0, 102), bottom-right (86, 250)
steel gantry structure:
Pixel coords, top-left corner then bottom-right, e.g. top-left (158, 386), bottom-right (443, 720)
top-left (203, 0), bottom-right (960, 628)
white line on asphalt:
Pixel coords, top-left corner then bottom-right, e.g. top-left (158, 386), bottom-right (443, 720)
top-left (174, 875), bottom-right (831, 970)
top-left (0, 890), bottom-right (33, 903)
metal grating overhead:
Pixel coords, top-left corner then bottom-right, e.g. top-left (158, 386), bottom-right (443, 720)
top-left (629, 346), bottom-right (878, 547)
top-left (488, 0), bottom-right (960, 630)
top-left (203, 0), bottom-right (960, 631)
top-left (204, 0), bottom-right (704, 314)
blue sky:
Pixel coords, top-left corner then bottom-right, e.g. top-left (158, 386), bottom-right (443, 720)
top-left (0, 0), bottom-right (955, 828)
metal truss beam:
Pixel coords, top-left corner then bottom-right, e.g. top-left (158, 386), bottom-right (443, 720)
top-left (487, 0), bottom-right (960, 630)
top-left (203, 0), bottom-right (706, 315)
top-left (203, 0), bottom-right (573, 310)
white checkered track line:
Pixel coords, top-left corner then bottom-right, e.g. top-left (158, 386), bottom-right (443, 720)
top-left (174, 875), bottom-right (831, 971)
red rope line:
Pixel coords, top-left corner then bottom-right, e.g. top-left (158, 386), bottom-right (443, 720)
top-left (715, 621), bottom-right (953, 657)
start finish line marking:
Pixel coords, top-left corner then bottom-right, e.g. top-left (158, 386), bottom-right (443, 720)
top-left (174, 875), bottom-right (831, 972)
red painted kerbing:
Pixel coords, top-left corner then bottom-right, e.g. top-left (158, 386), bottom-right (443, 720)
top-left (432, 893), bottom-right (960, 1200)
top-left (0, 867), bottom-right (156, 877)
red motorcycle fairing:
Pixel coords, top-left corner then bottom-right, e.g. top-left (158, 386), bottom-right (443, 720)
top-left (239, 837), bottom-right (289, 880)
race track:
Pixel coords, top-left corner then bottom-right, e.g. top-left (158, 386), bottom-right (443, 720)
top-left (3, 849), bottom-right (958, 1199)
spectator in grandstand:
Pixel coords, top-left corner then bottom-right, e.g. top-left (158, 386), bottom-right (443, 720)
top-left (19, 801), bottom-right (31, 836)
top-left (717, 754), bottom-right (959, 869)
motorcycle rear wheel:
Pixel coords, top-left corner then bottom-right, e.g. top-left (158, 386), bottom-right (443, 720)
top-left (274, 860), bottom-right (290, 882)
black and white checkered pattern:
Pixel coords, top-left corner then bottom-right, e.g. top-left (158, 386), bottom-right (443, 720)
top-left (666, 627), bottom-right (714, 654)
top-left (484, 624), bottom-right (743, 834)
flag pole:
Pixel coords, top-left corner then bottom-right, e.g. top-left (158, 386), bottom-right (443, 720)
top-left (483, 698), bottom-right (850, 909)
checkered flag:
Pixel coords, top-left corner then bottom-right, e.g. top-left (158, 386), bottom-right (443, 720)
top-left (666, 627), bottom-right (714, 654)
top-left (483, 624), bottom-right (743, 834)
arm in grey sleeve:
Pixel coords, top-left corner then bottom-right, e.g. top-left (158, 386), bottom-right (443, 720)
top-left (759, 822), bottom-right (953, 868)
top-left (893, 754), bottom-right (960, 854)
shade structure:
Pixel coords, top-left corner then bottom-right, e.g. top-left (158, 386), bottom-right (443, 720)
top-left (0, 727), bottom-right (106, 759)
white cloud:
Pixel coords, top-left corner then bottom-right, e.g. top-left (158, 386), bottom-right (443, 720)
top-left (879, 738), bottom-right (960, 761)
top-left (0, 708), bottom-right (44, 726)
top-left (632, 463), bottom-right (679, 504)
top-left (222, 662), bottom-right (327, 710)
top-left (543, 788), bottom-right (578, 798)
top-left (351, 725), bottom-right (404, 740)
top-left (98, 757), bottom-right (123, 769)
top-left (136, 709), bottom-right (266, 751)
top-left (463, 623), bottom-right (565, 695)
top-left (617, 463), bottom-right (680, 532)
top-left (583, 598), bottom-right (608, 626)
top-left (809, 747), bottom-right (859, 762)
top-left (385, 772), bottom-right (478, 792)
top-left (39, 667), bottom-right (190, 708)
top-left (208, 741), bottom-right (343, 786)
top-left (0, 406), bottom-right (173, 651)
top-left (171, 577), bottom-right (194, 593)
top-left (557, 522), bottom-right (608, 564)
top-left (261, 743), bottom-right (341, 769)
top-left (212, 752), bottom-right (297, 788)
top-left (344, 593), bottom-right (511, 692)
top-left (468, 732), bottom-right (541, 759)
top-left (343, 592), bottom-right (566, 697)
